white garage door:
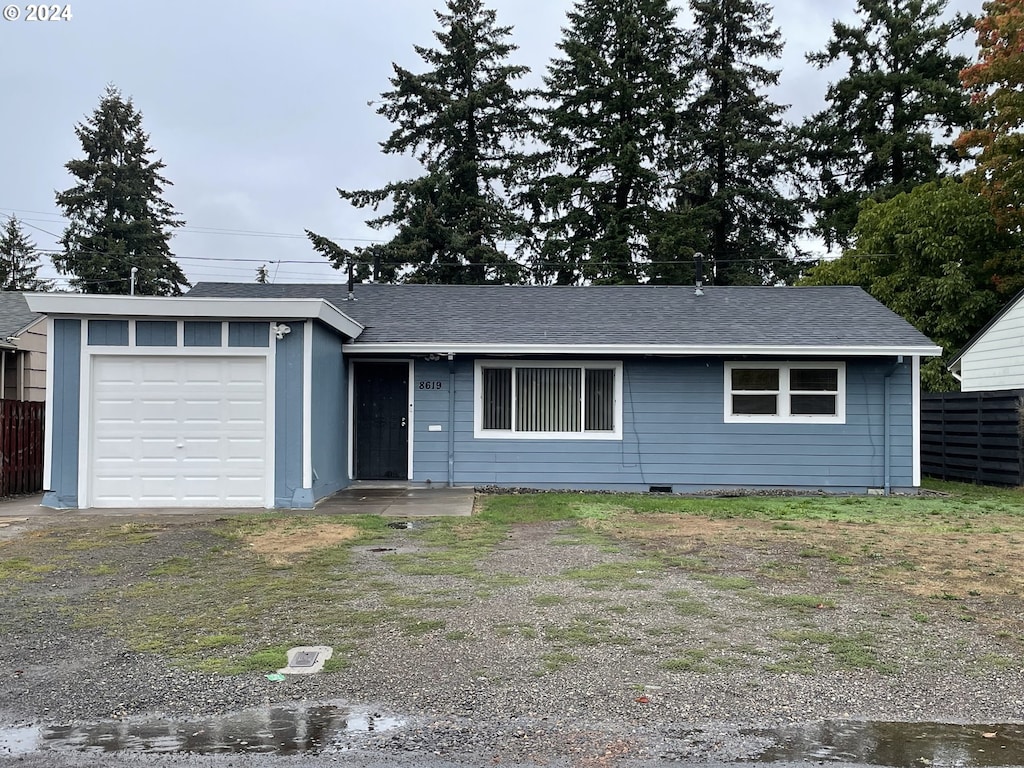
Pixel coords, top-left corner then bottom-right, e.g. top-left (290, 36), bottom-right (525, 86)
top-left (90, 356), bottom-right (269, 507)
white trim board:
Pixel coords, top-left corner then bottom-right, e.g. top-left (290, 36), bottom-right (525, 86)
top-left (24, 294), bottom-right (364, 340)
top-left (343, 342), bottom-right (942, 357)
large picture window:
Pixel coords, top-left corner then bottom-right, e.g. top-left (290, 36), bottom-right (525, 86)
top-left (725, 362), bottom-right (845, 424)
top-left (475, 362), bottom-right (622, 439)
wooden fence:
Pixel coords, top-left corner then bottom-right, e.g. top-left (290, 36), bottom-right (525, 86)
top-left (921, 390), bottom-right (1024, 487)
top-left (0, 399), bottom-right (45, 497)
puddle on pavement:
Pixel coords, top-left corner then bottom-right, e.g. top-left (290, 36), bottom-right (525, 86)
top-left (0, 725), bottom-right (41, 756)
top-left (33, 703), bottom-right (403, 756)
top-left (754, 720), bottom-right (1024, 766)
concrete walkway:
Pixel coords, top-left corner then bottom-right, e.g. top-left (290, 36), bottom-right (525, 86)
top-left (313, 486), bottom-right (475, 517)
top-left (0, 486), bottom-right (475, 523)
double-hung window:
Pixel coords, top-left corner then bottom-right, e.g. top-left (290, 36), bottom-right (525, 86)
top-left (725, 362), bottom-right (845, 424)
top-left (475, 361), bottom-right (622, 439)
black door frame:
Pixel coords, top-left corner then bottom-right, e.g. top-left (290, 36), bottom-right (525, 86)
top-left (350, 359), bottom-right (412, 481)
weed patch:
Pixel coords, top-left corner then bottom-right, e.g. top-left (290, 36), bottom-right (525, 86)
top-left (771, 629), bottom-right (890, 672)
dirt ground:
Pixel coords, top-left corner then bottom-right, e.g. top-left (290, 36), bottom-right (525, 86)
top-left (1, 500), bottom-right (1023, 767)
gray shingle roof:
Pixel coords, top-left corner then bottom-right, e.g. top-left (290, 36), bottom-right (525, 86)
top-left (0, 292), bottom-right (42, 342)
top-left (186, 282), bottom-right (937, 350)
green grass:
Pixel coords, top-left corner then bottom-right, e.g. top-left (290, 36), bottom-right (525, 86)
top-left (663, 589), bottom-right (710, 617)
top-left (539, 651), bottom-right (578, 672)
top-left (3, 479), bottom-right (1020, 679)
top-left (660, 649), bottom-right (711, 673)
top-left (771, 629), bottom-right (890, 672)
top-left (560, 560), bottom-right (663, 590)
top-left (477, 481), bottom-right (1024, 526)
top-left (149, 557), bottom-right (194, 577)
top-left (694, 574), bottom-right (755, 591)
top-left (398, 617), bottom-right (446, 636)
top-left (762, 594), bottom-right (836, 613)
top-left (543, 615), bottom-right (634, 647)
top-left (0, 557), bottom-right (55, 581)
top-left (532, 594), bottom-right (569, 607)
top-left (494, 622), bottom-right (539, 639)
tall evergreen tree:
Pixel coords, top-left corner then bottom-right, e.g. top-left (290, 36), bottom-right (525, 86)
top-left (671, 0), bottom-right (803, 286)
top-left (0, 216), bottom-right (53, 291)
top-left (957, 0), bottom-right (1024, 252)
top-left (55, 86), bottom-right (188, 295)
top-left (311, 0), bottom-right (534, 284)
top-left (801, 0), bottom-right (974, 248)
top-left (530, 0), bottom-right (686, 285)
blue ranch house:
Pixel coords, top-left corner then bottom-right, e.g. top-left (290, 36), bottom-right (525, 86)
top-left (27, 284), bottom-right (940, 509)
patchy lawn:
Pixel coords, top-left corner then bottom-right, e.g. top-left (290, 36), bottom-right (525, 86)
top-left (1, 480), bottom-right (1022, 683)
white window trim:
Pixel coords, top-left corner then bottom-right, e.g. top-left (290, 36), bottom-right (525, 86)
top-left (473, 360), bottom-right (623, 440)
top-left (724, 361), bottom-right (846, 424)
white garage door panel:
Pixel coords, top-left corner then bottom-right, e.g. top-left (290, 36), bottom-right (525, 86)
top-left (91, 356), bottom-right (269, 507)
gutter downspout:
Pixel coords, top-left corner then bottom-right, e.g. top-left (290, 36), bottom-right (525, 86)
top-left (448, 353), bottom-right (455, 488)
top-left (883, 356), bottom-right (904, 496)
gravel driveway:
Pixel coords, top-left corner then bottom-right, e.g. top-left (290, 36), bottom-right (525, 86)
top-left (1, 505), bottom-right (1022, 768)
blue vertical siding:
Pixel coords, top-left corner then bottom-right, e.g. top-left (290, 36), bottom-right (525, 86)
top-left (136, 320), bottom-right (176, 346)
top-left (274, 322), bottom-right (305, 507)
top-left (87, 320), bottom-right (128, 346)
top-left (184, 321), bottom-right (222, 347)
top-left (228, 322), bottom-right (269, 348)
top-left (310, 323), bottom-right (348, 499)
top-left (413, 357), bottom-right (916, 492)
top-left (43, 319), bottom-right (81, 508)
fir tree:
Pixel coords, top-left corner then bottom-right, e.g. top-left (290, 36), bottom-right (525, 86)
top-left (530, 0), bottom-right (685, 285)
top-left (0, 216), bottom-right (53, 291)
top-left (801, 0), bottom-right (974, 248)
top-left (671, 0), bottom-right (803, 286)
top-left (310, 0), bottom-right (534, 284)
top-left (55, 85), bottom-right (188, 295)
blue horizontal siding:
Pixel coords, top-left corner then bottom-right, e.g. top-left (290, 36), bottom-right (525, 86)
top-left (412, 357), bottom-right (916, 491)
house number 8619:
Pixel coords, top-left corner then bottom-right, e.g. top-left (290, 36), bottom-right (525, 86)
top-left (418, 381), bottom-right (443, 390)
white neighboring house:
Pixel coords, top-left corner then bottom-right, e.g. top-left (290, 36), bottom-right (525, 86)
top-left (0, 292), bottom-right (47, 401)
top-left (949, 289), bottom-right (1024, 392)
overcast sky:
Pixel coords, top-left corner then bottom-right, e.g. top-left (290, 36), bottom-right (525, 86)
top-left (1, 0), bottom-right (981, 290)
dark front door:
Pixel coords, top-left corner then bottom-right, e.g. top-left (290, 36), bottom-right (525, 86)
top-left (353, 362), bottom-right (409, 480)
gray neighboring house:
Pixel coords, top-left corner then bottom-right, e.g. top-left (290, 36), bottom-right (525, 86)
top-left (27, 284), bottom-right (940, 510)
top-left (0, 292), bottom-right (46, 402)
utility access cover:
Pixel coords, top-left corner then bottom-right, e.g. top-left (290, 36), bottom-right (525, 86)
top-left (291, 651), bottom-right (320, 668)
top-left (278, 645), bottom-right (333, 675)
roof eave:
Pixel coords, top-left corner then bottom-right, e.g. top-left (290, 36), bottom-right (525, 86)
top-left (341, 342), bottom-right (943, 357)
top-left (24, 294), bottom-right (365, 339)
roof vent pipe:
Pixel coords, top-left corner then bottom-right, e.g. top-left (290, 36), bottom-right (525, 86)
top-left (694, 253), bottom-right (705, 296)
top-left (346, 261), bottom-right (356, 301)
